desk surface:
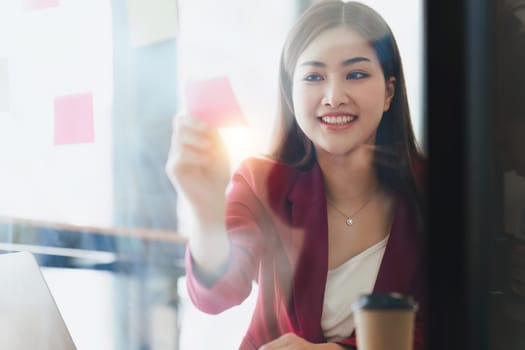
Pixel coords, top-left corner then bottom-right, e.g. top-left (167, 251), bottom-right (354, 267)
top-left (0, 216), bottom-right (187, 271)
top-left (0, 215), bottom-right (187, 243)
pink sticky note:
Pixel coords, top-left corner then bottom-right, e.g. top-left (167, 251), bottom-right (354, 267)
top-left (54, 93), bottom-right (94, 145)
top-left (186, 77), bottom-right (246, 128)
top-left (24, 0), bottom-right (59, 10)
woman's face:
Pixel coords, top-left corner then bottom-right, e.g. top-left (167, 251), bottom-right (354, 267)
top-left (292, 27), bottom-right (395, 157)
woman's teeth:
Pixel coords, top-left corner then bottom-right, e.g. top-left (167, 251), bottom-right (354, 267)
top-left (320, 115), bottom-right (357, 124)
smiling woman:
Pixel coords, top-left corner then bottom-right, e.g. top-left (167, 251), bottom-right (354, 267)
top-left (166, 1), bottom-right (426, 349)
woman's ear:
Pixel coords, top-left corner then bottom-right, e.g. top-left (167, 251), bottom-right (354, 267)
top-left (383, 76), bottom-right (396, 112)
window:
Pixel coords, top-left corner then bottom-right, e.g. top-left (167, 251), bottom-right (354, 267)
top-left (0, 1), bottom-right (426, 349)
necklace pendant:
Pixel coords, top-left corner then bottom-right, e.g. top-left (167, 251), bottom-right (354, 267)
top-left (346, 217), bottom-right (353, 226)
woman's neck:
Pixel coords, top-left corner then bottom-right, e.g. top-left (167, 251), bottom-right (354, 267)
top-left (317, 146), bottom-right (379, 202)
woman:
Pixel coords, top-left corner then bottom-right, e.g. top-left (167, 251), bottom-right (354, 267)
top-left (166, 1), bottom-right (426, 349)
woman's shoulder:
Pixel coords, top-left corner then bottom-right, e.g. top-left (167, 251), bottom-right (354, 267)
top-left (235, 156), bottom-right (299, 183)
top-left (231, 156), bottom-right (304, 198)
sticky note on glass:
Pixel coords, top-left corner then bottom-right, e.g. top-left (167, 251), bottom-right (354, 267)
top-left (0, 57), bottom-right (8, 113)
top-left (186, 77), bottom-right (247, 128)
top-left (23, 0), bottom-right (59, 11)
top-left (127, 0), bottom-right (179, 48)
top-left (54, 93), bottom-right (94, 145)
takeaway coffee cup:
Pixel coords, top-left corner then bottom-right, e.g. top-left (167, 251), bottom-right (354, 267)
top-left (352, 293), bottom-right (418, 350)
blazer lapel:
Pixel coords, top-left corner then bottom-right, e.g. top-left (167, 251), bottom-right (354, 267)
top-left (373, 198), bottom-right (421, 295)
top-left (286, 163), bottom-right (328, 342)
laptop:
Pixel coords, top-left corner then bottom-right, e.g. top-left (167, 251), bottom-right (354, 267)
top-left (0, 251), bottom-right (77, 349)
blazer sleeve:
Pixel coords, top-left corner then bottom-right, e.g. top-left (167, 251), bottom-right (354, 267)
top-left (184, 165), bottom-right (268, 315)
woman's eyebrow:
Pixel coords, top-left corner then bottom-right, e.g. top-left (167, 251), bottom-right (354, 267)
top-left (342, 56), bottom-right (371, 66)
top-left (298, 56), bottom-right (372, 68)
top-left (298, 60), bottom-right (326, 67)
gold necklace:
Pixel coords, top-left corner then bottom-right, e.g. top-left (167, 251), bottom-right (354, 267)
top-left (326, 187), bottom-right (378, 226)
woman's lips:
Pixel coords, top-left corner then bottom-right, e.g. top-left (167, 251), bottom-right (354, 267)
top-left (318, 114), bottom-right (358, 130)
top-left (320, 115), bottom-right (357, 124)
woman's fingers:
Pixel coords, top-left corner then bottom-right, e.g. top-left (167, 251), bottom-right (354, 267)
top-left (165, 112), bottom-right (231, 200)
top-left (167, 144), bottom-right (207, 171)
top-left (171, 113), bottom-right (212, 151)
top-left (166, 113), bottom-right (209, 183)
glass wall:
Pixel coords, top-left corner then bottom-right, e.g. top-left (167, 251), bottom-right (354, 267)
top-left (0, 0), bottom-right (426, 349)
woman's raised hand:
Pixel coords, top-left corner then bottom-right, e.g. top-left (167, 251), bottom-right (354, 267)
top-left (165, 112), bottom-right (230, 222)
top-left (166, 112), bottom-right (231, 273)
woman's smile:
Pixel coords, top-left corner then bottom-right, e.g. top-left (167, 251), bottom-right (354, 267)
top-left (318, 112), bottom-right (359, 130)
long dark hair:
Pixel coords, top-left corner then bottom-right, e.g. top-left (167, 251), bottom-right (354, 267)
top-left (269, 0), bottom-right (425, 220)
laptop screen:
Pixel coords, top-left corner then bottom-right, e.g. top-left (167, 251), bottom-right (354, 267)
top-left (0, 251), bottom-right (76, 350)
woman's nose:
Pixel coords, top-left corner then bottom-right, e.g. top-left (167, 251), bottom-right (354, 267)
top-left (322, 81), bottom-right (349, 107)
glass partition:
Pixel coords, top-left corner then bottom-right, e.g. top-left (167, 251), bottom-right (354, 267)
top-left (0, 0), bottom-right (426, 349)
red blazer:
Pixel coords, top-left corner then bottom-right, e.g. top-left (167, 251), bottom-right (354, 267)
top-left (185, 157), bottom-right (426, 349)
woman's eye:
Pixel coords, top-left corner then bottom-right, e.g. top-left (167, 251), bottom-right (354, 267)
top-left (346, 71), bottom-right (369, 80)
top-left (303, 73), bottom-right (323, 82)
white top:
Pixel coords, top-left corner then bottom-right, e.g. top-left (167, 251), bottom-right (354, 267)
top-left (321, 235), bottom-right (389, 342)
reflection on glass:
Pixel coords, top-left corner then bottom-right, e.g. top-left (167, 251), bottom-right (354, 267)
top-left (492, 0), bottom-right (525, 349)
top-left (0, 0), bottom-right (426, 349)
